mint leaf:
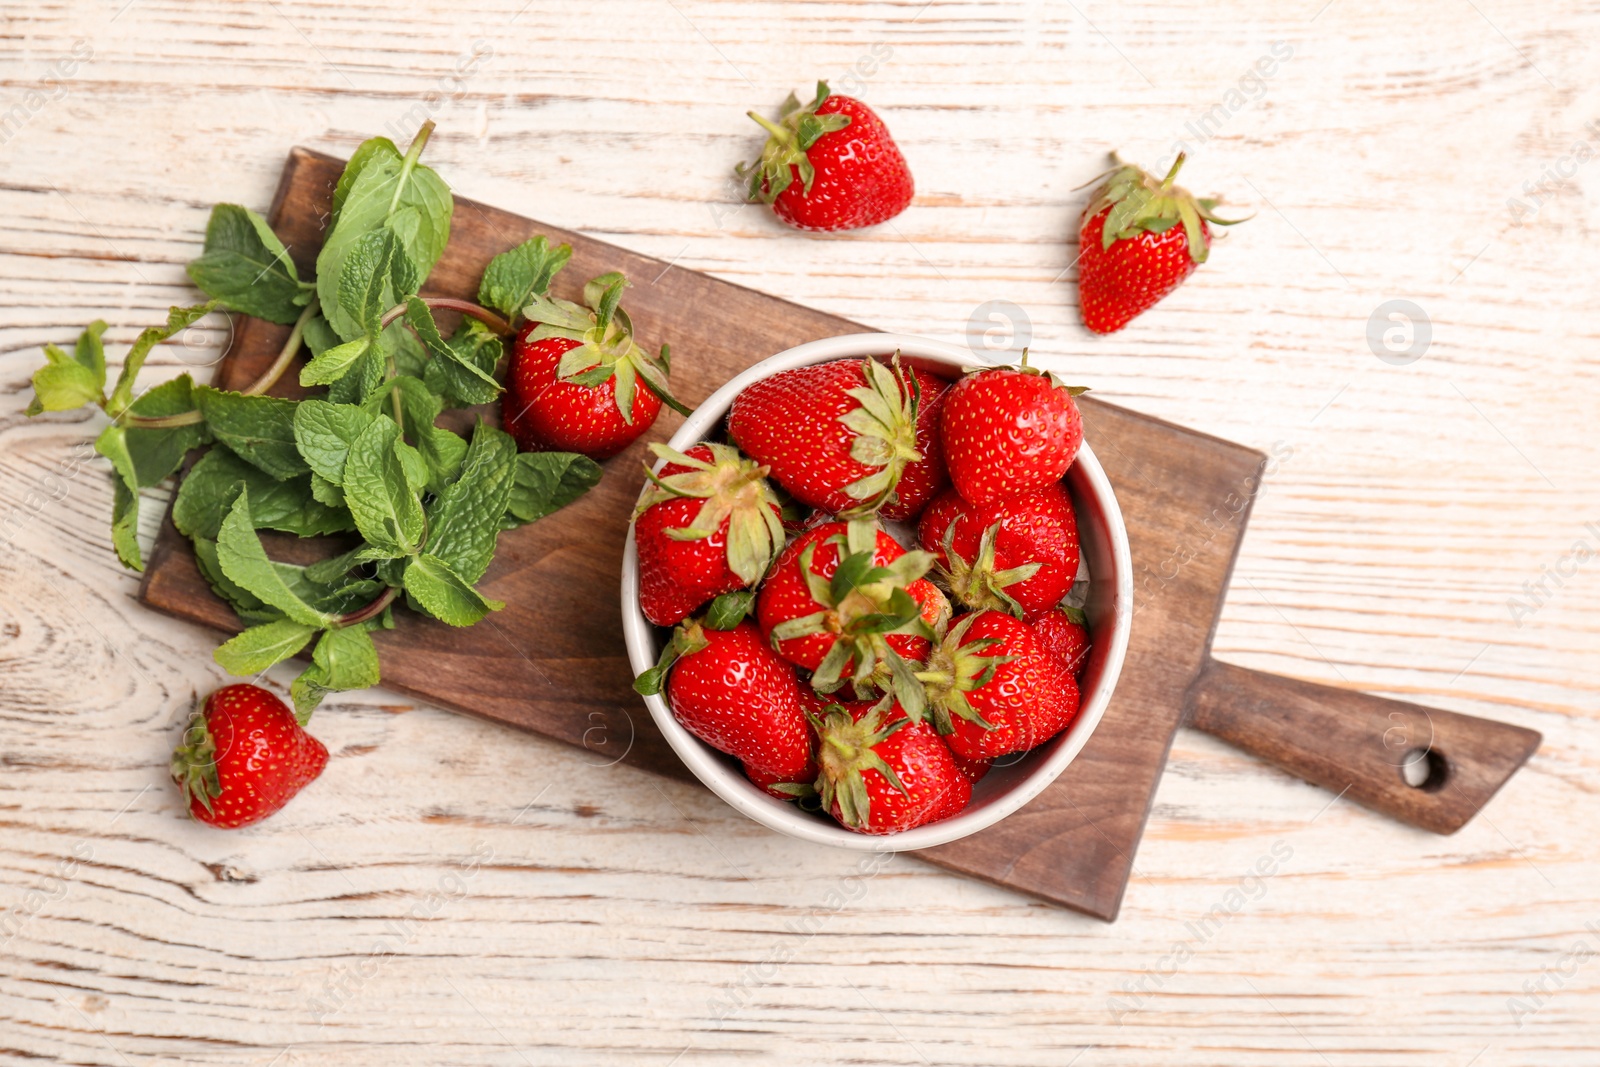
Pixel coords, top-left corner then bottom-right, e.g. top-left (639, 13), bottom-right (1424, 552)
top-left (279, 570), bottom-right (383, 616)
top-left (174, 447), bottom-right (352, 540)
top-left (293, 399), bottom-right (375, 485)
top-left (214, 489), bottom-right (338, 628)
top-left (504, 451), bottom-right (602, 526)
top-left (195, 386), bottom-right (307, 480)
top-left (423, 318), bottom-right (504, 409)
top-left (343, 415), bottom-right (425, 554)
top-left (94, 425), bottom-right (145, 570)
top-left (27, 320), bottom-right (114, 417)
top-left (381, 376), bottom-right (467, 494)
top-left (192, 535), bottom-right (282, 625)
top-left (390, 324), bottom-right (429, 379)
top-left (317, 137), bottom-right (451, 341)
top-left (75, 319), bottom-right (108, 380)
top-left (214, 617), bottom-right (318, 675)
top-left (186, 204), bottom-right (309, 325)
top-left (109, 479), bottom-right (142, 571)
top-left (107, 303), bottom-right (218, 417)
top-left (327, 338), bottom-right (387, 405)
top-left (122, 374), bottom-right (210, 485)
top-left (426, 423), bottom-right (516, 583)
top-left (27, 321), bottom-right (109, 415)
top-left (338, 228), bottom-right (417, 340)
top-left (309, 472), bottom-right (344, 507)
top-left (330, 137), bottom-right (399, 229)
top-left (302, 311), bottom-right (342, 358)
top-left (407, 296), bottom-right (501, 405)
top-left (403, 553), bottom-right (503, 626)
top-left (290, 623), bottom-right (382, 721)
top-left (479, 236), bottom-right (572, 322)
top-left (299, 336), bottom-right (370, 387)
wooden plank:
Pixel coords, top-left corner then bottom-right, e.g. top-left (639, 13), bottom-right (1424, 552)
top-left (139, 147), bottom-right (1264, 920)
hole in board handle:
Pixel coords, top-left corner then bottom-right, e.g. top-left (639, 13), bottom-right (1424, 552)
top-left (1400, 748), bottom-right (1449, 792)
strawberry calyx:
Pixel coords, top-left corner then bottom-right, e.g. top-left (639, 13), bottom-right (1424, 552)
top-left (772, 521), bottom-right (935, 712)
top-left (1059, 604), bottom-right (1087, 626)
top-left (170, 707), bottom-right (222, 816)
top-left (636, 442), bottom-right (786, 585)
top-left (737, 81), bottom-right (854, 203)
top-left (632, 616), bottom-right (711, 697)
top-left (1083, 153), bottom-right (1247, 266)
top-left (809, 697), bottom-right (911, 830)
top-left (838, 355), bottom-right (924, 517)
top-left (520, 271), bottom-right (691, 421)
top-left (633, 592), bottom-right (752, 696)
top-left (935, 521), bottom-right (1041, 619)
top-left (914, 613), bottom-right (1013, 735)
top-left (965, 348), bottom-right (1089, 396)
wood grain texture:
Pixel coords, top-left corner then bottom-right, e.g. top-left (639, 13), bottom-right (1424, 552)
top-left (1187, 659), bottom-right (1542, 833)
top-left (1, 0), bottom-right (1597, 1063)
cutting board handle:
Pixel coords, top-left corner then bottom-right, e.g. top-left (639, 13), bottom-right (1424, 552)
top-left (1185, 659), bottom-right (1540, 833)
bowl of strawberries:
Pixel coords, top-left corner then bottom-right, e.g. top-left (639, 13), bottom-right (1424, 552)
top-left (622, 333), bottom-right (1132, 849)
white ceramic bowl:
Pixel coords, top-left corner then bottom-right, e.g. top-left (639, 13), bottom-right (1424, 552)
top-left (620, 333), bottom-right (1133, 851)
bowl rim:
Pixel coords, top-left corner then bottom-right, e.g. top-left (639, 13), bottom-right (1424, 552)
top-left (620, 332), bottom-right (1134, 851)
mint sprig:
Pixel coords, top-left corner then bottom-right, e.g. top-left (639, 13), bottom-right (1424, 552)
top-left (23, 122), bottom-right (615, 720)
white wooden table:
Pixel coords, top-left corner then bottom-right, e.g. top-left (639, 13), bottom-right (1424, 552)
top-left (2, 1), bottom-right (1597, 1063)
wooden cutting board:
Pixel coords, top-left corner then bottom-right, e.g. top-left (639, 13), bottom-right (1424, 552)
top-left (140, 148), bottom-right (1540, 921)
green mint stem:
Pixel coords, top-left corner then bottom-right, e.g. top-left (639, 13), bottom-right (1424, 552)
top-left (243, 297), bottom-right (318, 396)
top-left (387, 121), bottom-right (436, 217)
top-left (120, 299), bottom-right (318, 429)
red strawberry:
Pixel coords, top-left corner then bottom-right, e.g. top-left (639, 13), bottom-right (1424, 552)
top-left (504, 271), bottom-right (687, 460)
top-left (1077, 154), bottom-right (1243, 334)
top-left (916, 610), bottom-right (1080, 761)
top-left (925, 767), bottom-right (975, 823)
top-left (948, 749), bottom-right (992, 784)
top-left (812, 699), bottom-right (970, 834)
top-left (728, 356), bottom-right (926, 517)
top-left (756, 521), bottom-right (937, 711)
top-left (746, 758), bottom-right (819, 802)
top-left (171, 685), bottom-right (328, 829)
top-left (939, 353), bottom-right (1085, 507)
top-left (878, 367), bottom-right (950, 522)
top-left (634, 618), bottom-right (812, 780)
top-left (1032, 605), bottom-right (1092, 678)
top-left (634, 442), bottom-right (785, 627)
top-left (738, 82), bottom-right (913, 233)
top-left (917, 482), bottom-right (1080, 621)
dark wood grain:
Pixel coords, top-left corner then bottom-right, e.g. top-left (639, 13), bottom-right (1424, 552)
top-left (1186, 660), bottom-right (1541, 834)
top-left (139, 148), bottom-right (1536, 921)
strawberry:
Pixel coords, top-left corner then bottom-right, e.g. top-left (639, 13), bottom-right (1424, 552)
top-left (756, 520), bottom-right (938, 711)
top-left (634, 617), bottom-right (813, 780)
top-left (917, 482), bottom-right (1080, 622)
top-left (1032, 605), bottom-right (1092, 678)
top-left (1076, 154), bottom-right (1243, 334)
top-left (738, 82), bottom-right (913, 233)
top-left (916, 610), bottom-right (1080, 761)
top-left (504, 271), bottom-right (688, 460)
top-left (878, 367), bottom-right (950, 522)
top-left (171, 685), bottom-right (328, 829)
top-left (634, 442), bottom-right (785, 627)
top-left (746, 758), bottom-right (819, 802)
top-left (812, 699), bottom-right (970, 834)
top-left (939, 353), bottom-right (1086, 507)
top-left (948, 749), bottom-right (992, 785)
top-left (728, 356), bottom-right (927, 517)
